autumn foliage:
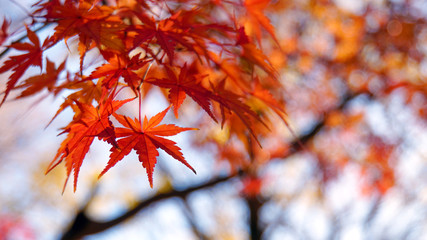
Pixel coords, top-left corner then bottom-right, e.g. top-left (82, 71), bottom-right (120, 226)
top-left (1, 0), bottom-right (425, 199)
top-left (0, 0), bottom-right (285, 191)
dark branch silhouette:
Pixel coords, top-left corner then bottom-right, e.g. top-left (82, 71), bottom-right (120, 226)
top-left (61, 174), bottom-right (237, 240)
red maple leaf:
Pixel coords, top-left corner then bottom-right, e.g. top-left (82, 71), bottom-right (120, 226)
top-left (48, 78), bottom-right (104, 126)
top-left (47, 98), bottom-right (133, 192)
top-left (0, 26), bottom-right (47, 106)
top-left (133, 18), bottom-right (176, 62)
top-left (132, 12), bottom-right (196, 63)
top-left (236, 26), bottom-right (250, 45)
top-left (38, 0), bottom-right (125, 69)
top-left (100, 107), bottom-right (196, 188)
top-left (44, 0), bottom-right (124, 49)
top-left (89, 53), bottom-right (148, 90)
top-left (211, 80), bottom-right (268, 146)
top-left (0, 18), bottom-right (9, 46)
top-left (146, 64), bottom-right (216, 120)
top-left (15, 58), bottom-right (66, 98)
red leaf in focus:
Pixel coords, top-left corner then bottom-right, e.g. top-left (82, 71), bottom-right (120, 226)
top-left (100, 107), bottom-right (196, 188)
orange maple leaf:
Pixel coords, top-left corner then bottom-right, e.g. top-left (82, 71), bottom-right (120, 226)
top-left (47, 98), bottom-right (132, 192)
top-left (249, 77), bottom-right (286, 121)
top-left (243, 0), bottom-right (278, 44)
top-left (100, 107), bottom-right (196, 188)
top-left (241, 43), bottom-right (277, 78)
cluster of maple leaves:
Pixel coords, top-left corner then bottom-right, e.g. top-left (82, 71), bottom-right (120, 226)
top-left (0, 0), bottom-right (283, 191)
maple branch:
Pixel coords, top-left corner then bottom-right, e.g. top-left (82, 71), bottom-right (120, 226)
top-left (287, 91), bottom-right (362, 155)
top-left (60, 173), bottom-right (238, 240)
top-left (246, 196), bottom-right (263, 240)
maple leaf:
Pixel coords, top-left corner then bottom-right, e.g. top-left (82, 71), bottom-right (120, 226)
top-left (132, 12), bottom-right (196, 63)
top-left (48, 79), bottom-right (104, 126)
top-left (0, 26), bottom-right (46, 106)
top-left (15, 58), bottom-right (66, 98)
top-left (169, 8), bottom-right (235, 48)
top-left (47, 98), bottom-right (132, 192)
top-left (89, 53), bottom-right (148, 90)
top-left (243, 0), bottom-right (278, 44)
top-left (249, 77), bottom-right (286, 121)
top-left (241, 42), bottom-right (277, 78)
top-left (132, 16), bottom-right (174, 61)
top-left (46, 0), bottom-right (124, 48)
top-left (146, 64), bottom-right (217, 120)
top-left (0, 18), bottom-right (9, 46)
top-left (211, 80), bottom-right (268, 146)
top-left (40, 0), bottom-right (125, 68)
top-left (205, 51), bottom-right (250, 91)
top-left (236, 26), bottom-right (250, 46)
top-left (100, 107), bottom-right (196, 188)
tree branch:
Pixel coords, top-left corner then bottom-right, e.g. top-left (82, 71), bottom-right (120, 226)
top-left (287, 91), bottom-right (362, 155)
top-left (60, 174), bottom-right (238, 240)
top-left (246, 196), bottom-right (263, 240)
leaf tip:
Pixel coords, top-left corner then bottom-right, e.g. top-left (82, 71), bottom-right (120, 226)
top-left (61, 174), bottom-right (70, 195)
